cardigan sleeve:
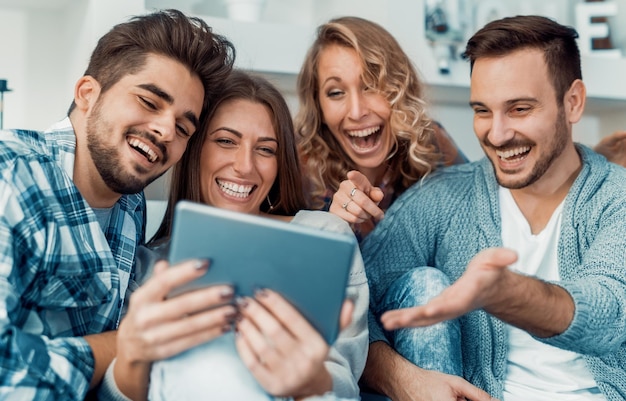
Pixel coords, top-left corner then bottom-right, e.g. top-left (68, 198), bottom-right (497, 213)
top-left (538, 172), bottom-right (626, 356)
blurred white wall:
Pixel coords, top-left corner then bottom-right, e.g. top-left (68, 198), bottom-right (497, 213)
top-left (0, 0), bottom-right (624, 188)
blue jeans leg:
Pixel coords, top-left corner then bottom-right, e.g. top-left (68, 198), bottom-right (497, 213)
top-left (149, 333), bottom-right (272, 401)
top-left (378, 266), bottom-right (462, 376)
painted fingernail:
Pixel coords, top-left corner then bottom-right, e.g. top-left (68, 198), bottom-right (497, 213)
top-left (235, 296), bottom-right (248, 308)
top-left (254, 287), bottom-right (268, 298)
top-left (222, 324), bottom-right (233, 333)
top-left (220, 286), bottom-right (234, 300)
top-left (192, 259), bottom-right (209, 270)
top-left (224, 307), bottom-right (237, 321)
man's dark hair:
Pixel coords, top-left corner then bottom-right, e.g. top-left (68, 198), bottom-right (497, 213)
top-left (463, 15), bottom-right (581, 101)
top-left (68, 9), bottom-right (235, 121)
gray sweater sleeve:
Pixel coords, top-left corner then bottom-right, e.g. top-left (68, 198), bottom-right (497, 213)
top-left (97, 359), bottom-right (132, 401)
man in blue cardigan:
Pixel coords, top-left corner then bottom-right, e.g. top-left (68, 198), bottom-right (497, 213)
top-left (360, 15), bottom-right (626, 401)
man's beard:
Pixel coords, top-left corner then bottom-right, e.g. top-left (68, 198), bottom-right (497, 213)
top-left (488, 107), bottom-right (569, 189)
top-left (86, 101), bottom-right (168, 194)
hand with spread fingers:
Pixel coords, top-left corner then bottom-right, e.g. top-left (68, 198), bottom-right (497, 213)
top-left (594, 130), bottom-right (626, 168)
top-left (235, 288), bottom-right (354, 399)
top-left (381, 247), bottom-right (575, 339)
top-left (114, 259), bottom-right (236, 400)
top-left (381, 248), bottom-right (518, 331)
top-left (329, 170), bottom-right (385, 224)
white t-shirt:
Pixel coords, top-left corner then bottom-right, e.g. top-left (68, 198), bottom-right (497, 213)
top-left (499, 187), bottom-right (605, 401)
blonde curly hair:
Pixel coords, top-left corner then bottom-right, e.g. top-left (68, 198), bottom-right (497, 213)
top-left (295, 16), bottom-right (442, 209)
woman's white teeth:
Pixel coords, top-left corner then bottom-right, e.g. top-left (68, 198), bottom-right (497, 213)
top-left (497, 146), bottom-right (531, 160)
top-left (348, 126), bottom-right (380, 138)
top-left (347, 126), bottom-right (381, 151)
top-left (128, 138), bottom-right (158, 162)
top-left (217, 180), bottom-right (253, 198)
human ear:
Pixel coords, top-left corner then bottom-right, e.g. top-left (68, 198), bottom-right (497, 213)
top-left (73, 76), bottom-right (101, 112)
top-left (563, 79), bottom-right (586, 124)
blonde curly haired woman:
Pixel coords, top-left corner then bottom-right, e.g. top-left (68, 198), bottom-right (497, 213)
top-left (295, 16), bottom-right (466, 242)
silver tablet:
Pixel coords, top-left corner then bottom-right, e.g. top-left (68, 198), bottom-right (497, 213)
top-left (167, 200), bottom-right (356, 344)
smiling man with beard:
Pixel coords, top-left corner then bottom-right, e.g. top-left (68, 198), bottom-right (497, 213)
top-left (360, 15), bottom-right (626, 401)
top-left (0, 9), bottom-right (233, 400)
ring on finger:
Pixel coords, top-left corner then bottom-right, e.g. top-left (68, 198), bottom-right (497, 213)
top-left (342, 199), bottom-right (353, 210)
top-left (349, 187), bottom-right (357, 198)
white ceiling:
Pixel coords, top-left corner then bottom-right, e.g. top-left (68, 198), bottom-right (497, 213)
top-left (0, 0), bottom-right (218, 14)
top-left (0, 0), bottom-right (75, 10)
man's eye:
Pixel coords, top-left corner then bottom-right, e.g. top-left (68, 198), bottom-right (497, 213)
top-left (140, 97), bottom-right (157, 110)
top-left (176, 124), bottom-right (190, 137)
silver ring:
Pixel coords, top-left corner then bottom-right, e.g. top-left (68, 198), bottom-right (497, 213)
top-left (349, 187), bottom-right (357, 198)
top-left (342, 199), bottom-right (353, 210)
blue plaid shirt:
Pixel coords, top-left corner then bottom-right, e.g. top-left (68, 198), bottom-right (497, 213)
top-left (0, 118), bottom-right (145, 400)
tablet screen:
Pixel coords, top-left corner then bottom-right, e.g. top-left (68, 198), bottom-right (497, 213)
top-left (168, 201), bottom-right (356, 344)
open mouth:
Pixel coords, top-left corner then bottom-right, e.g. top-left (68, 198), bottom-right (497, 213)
top-left (346, 126), bottom-right (382, 151)
top-left (217, 179), bottom-right (255, 199)
top-left (128, 137), bottom-right (159, 163)
top-left (496, 146), bottom-right (531, 162)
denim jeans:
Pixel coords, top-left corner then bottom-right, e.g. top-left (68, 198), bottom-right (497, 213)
top-left (376, 266), bottom-right (463, 376)
top-left (149, 332), bottom-right (359, 401)
top-left (149, 332), bottom-right (272, 401)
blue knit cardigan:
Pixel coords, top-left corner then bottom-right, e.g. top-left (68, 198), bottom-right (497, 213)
top-left (362, 145), bottom-right (626, 400)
